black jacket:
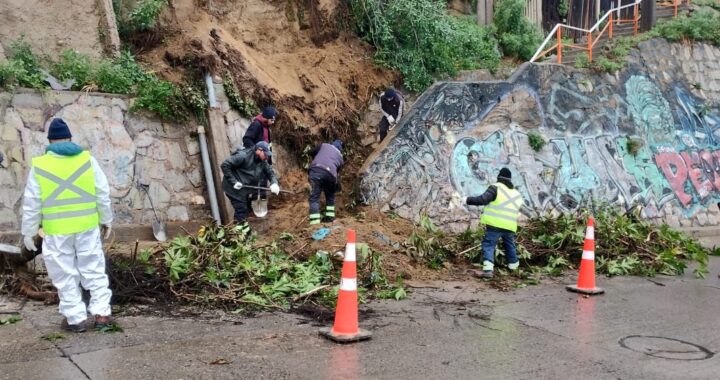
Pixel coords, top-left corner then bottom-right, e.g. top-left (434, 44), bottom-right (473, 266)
top-left (221, 147), bottom-right (278, 198)
top-left (242, 118), bottom-right (271, 149)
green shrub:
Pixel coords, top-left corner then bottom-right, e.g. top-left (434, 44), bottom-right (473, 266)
top-left (653, 9), bottom-right (720, 46)
top-left (51, 50), bottom-right (94, 90)
top-left (4, 37), bottom-right (45, 89)
top-left (348, 0), bottom-right (500, 91)
top-left (129, 0), bottom-right (167, 31)
top-left (596, 56), bottom-right (624, 73)
top-left (528, 131), bottom-right (545, 151)
top-left (574, 53), bottom-right (590, 69)
top-left (0, 60), bottom-right (26, 90)
top-left (493, 0), bottom-right (543, 60)
top-left (223, 74), bottom-right (259, 117)
top-left (133, 77), bottom-right (186, 121)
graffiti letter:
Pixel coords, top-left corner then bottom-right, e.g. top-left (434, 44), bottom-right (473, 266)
top-left (681, 151), bottom-right (713, 199)
top-left (655, 152), bottom-right (692, 206)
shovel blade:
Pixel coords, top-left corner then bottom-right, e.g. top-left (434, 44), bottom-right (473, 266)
top-left (252, 199), bottom-right (268, 218)
top-left (152, 221), bottom-right (167, 242)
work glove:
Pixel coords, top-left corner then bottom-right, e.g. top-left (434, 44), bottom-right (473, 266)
top-left (23, 235), bottom-right (37, 252)
top-left (386, 115), bottom-right (395, 124)
top-left (270, 183), bottom-right (280, 195)
top-left (101, 224), bottom-right (112, 240)
top-left (449, 192), bottom-right (466, 210)
top-left (233, 181), bottom-right (243, 190)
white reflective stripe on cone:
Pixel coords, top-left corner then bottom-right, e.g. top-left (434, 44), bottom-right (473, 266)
top-left (340, 278), bottom-right (357, 291)
top-left (582, 250), bottom-right (595, 260)
top-left (344, 243), bottom-right (356, 262)
top-left (585, 226), bottom-right (594, 240)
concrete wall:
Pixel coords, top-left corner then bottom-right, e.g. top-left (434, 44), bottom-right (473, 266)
top-left (0, 0), bottom-right (120, 59)
top-left (361, 39), bottom-right (720, 231)
top-left (0, 89), bottom-right (210, 231)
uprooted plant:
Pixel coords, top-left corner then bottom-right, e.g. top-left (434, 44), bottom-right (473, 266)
top-left (406, 206), bottom-right (712, 279)
top-left (109, 223), bottom-right (404, 313)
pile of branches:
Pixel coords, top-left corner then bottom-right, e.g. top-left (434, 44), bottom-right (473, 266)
top-left (110, 224), bottom-right (339, 312)
top-left (407, 207), bottom-right (713, 278)
top-left (517, 207), bottom-right (712, 278)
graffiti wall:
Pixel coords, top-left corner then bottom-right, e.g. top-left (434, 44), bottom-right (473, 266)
top-left (360, 39), bottom-right (720, 231)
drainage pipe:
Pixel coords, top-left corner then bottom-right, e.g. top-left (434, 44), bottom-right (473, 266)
top-left (198, 125), bottom-right (221, 224)
top-left (205, 72), bottom-right (217, 108)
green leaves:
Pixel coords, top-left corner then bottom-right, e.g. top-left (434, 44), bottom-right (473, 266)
top-left (493, 0), bottom-right (543, 60)
top-left (519, 206), bottom-right (710, 278)
top-left (348, 0), bottom-right (500, 91)
top-left (0, 315), bottom-right (22, 325)
top-left (653, 9), bottom-right (720, 46)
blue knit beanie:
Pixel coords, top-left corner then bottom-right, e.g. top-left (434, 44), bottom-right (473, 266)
top-left (262, 106), bottom-right (277, 119)
top-left (384, 88), bottom-right (396, 99)
top-left (332, 139), bottom-right (343, 151)
top-left (48, 118), bottom-right (72, 140)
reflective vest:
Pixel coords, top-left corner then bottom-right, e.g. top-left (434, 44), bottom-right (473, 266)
top-left (32, 151), bottom-right (99, 235)
top-left (480, 182), bottom-right (522, 232)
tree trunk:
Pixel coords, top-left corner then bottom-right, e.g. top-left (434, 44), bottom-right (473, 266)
top-left (476, 0), bottom-right (495, 26)
top-left (640, 0), bottom-right (656, 32)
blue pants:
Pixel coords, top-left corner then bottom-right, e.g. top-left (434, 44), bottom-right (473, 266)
top-left (482, 228), bottom-right (518, 265)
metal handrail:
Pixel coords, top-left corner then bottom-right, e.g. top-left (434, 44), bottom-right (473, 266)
top-left (530, 1), bottom-right (641, 63)
top-left (530, 0), bottom-right (692, 64)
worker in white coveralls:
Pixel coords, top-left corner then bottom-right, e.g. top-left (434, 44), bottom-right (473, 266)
top-left (21, 118), bottom-right (114, 333)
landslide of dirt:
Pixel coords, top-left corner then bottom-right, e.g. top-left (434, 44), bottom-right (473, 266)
top-left (136, 0), bottom-right (396, 153)
top-left (119, 1), bottom-right (451, 283)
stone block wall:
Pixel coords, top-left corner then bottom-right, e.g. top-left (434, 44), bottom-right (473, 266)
top-left (0, 89), bottom-right (210, 231)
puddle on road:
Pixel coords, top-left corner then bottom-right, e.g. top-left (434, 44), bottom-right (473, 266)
top-left (619, 335), bottom-right (715, 360)
top-left (327, 344), bottom-right (359, 379)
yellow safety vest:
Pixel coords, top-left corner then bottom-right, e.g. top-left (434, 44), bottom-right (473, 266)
top-left (32, 151), bottom-right (99, 235)
top-left (480, 182), bottom-right (522, 232)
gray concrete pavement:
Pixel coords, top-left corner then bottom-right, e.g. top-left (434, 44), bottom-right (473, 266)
top-left (1, 258), bottom-right (719, 379)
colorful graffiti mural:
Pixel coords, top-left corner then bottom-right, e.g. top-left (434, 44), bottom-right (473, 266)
top-left (361, 59), bottom-right (720, 229)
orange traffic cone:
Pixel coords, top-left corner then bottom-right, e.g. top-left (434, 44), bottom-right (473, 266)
top-left (320, 229), bottom-right (372, 343)
top-left (566, 217), bottom-right (605, 295)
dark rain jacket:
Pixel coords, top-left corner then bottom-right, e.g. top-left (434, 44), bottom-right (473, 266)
top-left (309, 143), bottom-right (344, 179)
top-left (242, 116), bottom-right (272, 148)
top-left (221, 147), bottom-right (278, 198)
top-left (466, 178), bottom-right (515, 233)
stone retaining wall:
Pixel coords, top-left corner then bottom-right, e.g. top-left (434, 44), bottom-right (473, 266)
top-left (0, 89), bottom-right (210, 231)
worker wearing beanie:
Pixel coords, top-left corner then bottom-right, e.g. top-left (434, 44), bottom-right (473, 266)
top-left (378, 88), bottom-right (404, 142)
top-left (307, 139), bottom-right (344, 225)
top-left (243, 106), bottom-right (277, 155)
top-left (453, 167), bottom-right (524, 279)
top-left (21, 118), bottom-right (114, 332)
top-left (242, 106), bottom-right (277, 203)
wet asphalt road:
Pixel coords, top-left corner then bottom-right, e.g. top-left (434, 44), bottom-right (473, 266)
top-left (1, 257), bottom-right (719, 379)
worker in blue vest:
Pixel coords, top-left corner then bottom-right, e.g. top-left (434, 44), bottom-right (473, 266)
top-left (455, 167), bottom-right (523, 278)
top-left (307, 140), bottom-right (344, 225)
top-left (21, 118), bottom-right (114, 332)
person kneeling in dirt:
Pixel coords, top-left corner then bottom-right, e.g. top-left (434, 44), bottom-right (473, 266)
top-left (307, 139), bottom-right (344, 225)
top-left (221, 141), bottom-right (280, 233)
top-left (378, 88), bottom-right (404, 142)
top-left (453, 168), bottom-right (523, 279)
top-left (21, 118), bottom-right (114, 333)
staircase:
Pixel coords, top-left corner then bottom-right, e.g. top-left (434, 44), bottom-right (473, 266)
top-left (560, 3), bottom-right (688, 65)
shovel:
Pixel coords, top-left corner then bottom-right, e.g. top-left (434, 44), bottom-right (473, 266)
top-left (251, 190), bottom-right (269, 218)
top-left (138, 183), bottom-right (168, 242)
top-left (245, 185), bottom-right (296, 218)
